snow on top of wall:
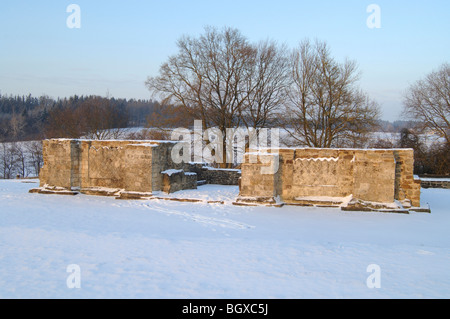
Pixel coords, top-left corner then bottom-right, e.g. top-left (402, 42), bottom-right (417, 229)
top-left (187, 163), bottom-right (241, 173)
top-left (295, 157), bottom-right (339, 162)
top-left (245, 151), bottom-right (279, 157)
top-left (203, 167), bottom-right (241, 172)
top-left (161, 169), bottom-right (184, 176)
top-left (420, 177), bottom-right (450, 182)
top-left (48, 138), bottom-right (179, 144)
top-left (252, 146), bottom-right (415, 152)
top-left (127, 143), bottom-right (159, 147)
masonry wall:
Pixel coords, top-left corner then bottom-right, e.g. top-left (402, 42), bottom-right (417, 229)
top-left (393, 149), bottom-right (421, 207)
top-left (239, 148), bottom-right (421, 207)
top-left (421, 180), bottom-right (450, 189)
top-left (238, 153), bottom-right (280, 202)
top-left (161, 170), bottom-right (197, 194)
top-left (39, 140), bottom-right (422, 208)
top-left (40, 139), bottom-right (79, 189)
top-left (151, 141), bottom-right (184, 191)
top-left (39, 139), bottom-right (178, 194)
top-left (188, 163), bottom-right (241, 185)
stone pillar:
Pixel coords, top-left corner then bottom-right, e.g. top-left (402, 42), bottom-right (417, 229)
top-left (352, 150), bottom-right (396, 203)
top-left (393, 149), bottom-right (421, 207)
top-left (39, 139), bottom-right (77, 189)
top-left (235, 152), bottom-right (281, 205)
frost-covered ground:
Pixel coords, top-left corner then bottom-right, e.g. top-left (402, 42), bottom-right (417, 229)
top-left (0, 179), bottom-right (449, 299)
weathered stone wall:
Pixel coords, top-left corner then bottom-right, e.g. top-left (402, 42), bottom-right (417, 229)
top-left (393, 149), bottom-right (421, 207)
top-left (39, 139), bottom-right (179, 194)
top-left (38, 140), bottom-right (423, 209)
top-left (420, 180), bottom-right (450, 189)
top-left (78, 140), bottom-right (156, 193)
top-left (188, 163), bottom-right (241, 185)
top-left (237, 148), bottom-right (421, 208)
top-left (151, 141), bottom-right (183, 191)
top-left (39, 139), bottom-right (80, 189)
top-left (352, 150), bottom-right (397, 204)
top-left (238, 153), bottom-right (280, 204)
top-left (161, 170), bottom-right (197, 194)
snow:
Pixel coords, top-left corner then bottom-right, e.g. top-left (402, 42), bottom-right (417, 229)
top-left (184, 172), bottom-right (197, 176)
top-left (1, 179), bottom-right (450, 299)
top-left (420, 177), bottom-right (450, 182)
top-left (294, 195), bottom-right (353, 205)
top-left (295, 157), bottom-right (340, 162)
top-left (202, 167), bottom-right (241, 172)
top-left (160, 169), bottom-right (184, 176)
top-left (51, 138), bottom-right (178, 144)
top-left (126, 143), bottom-right (159, 148)
top-left (81, 186), bottom-right (123, 192)
top-left (153, 184), bottom-right (239, 203)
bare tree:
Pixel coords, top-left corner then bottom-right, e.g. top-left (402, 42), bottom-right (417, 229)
top-left (146, 27), bottom-right (257, 166)
top-left (146, 102), bottom-right (196, 138)
top-left (403, 63), bottom-right (450, 145)
top-left (9, 112), bottom-right (26, 141)
top-left (45, 96), bottom-right (129, 140)
top-left (80, 97), bottom-right (128, 140)
top-left (25, 141), bottom-right (43, 177)
top-left (146, 27), bottom-right (292, 166)
top-left (0, 143), bottom-right (17, 179)
top-left (45, 104), bottom-right (84, 138)
top-left (12, 143), bottom-right (27, 178)
top-left (147, 27), bottom-right (254, 129)
top-left (240, 40), bottom-right (291, 129)
top-left (282, 39), bottom-right (380, 148)
top-left (126, 128), bottom-right (171, 141)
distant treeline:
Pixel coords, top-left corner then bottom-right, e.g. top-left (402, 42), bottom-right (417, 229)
top-left (0, 93), bottom-right (162, 142)
top-left (0, 93), bottom-right (419, 142)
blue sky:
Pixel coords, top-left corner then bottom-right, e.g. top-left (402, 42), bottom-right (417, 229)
top-left (0, 0), bottom-right (448, 120)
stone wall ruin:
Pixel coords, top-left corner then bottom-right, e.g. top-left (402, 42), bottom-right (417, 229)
top-left (235, 148), bottom-right (424, 212)
top-left (34, 139), bottom-right (185, 198)
top-left (31, 139), bottom-right (427, 213)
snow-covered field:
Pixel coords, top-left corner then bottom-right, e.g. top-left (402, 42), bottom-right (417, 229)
top-left (0, 179), bottom-right (449, 299)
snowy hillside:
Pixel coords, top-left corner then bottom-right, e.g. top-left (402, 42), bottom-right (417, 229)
top-left (0, 179), bottom-right (449, 298)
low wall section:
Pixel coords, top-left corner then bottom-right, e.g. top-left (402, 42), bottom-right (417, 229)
top-left (420, 180), bottom-right (450, 189)
top-left (187, 163), bottom-right (241, 185)
top-left (36, 140), bottom-right (423, 210)
top-left (237, 148), bottom-right (421, 208)
top-left (39, 139), bottom-right (180, 194)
